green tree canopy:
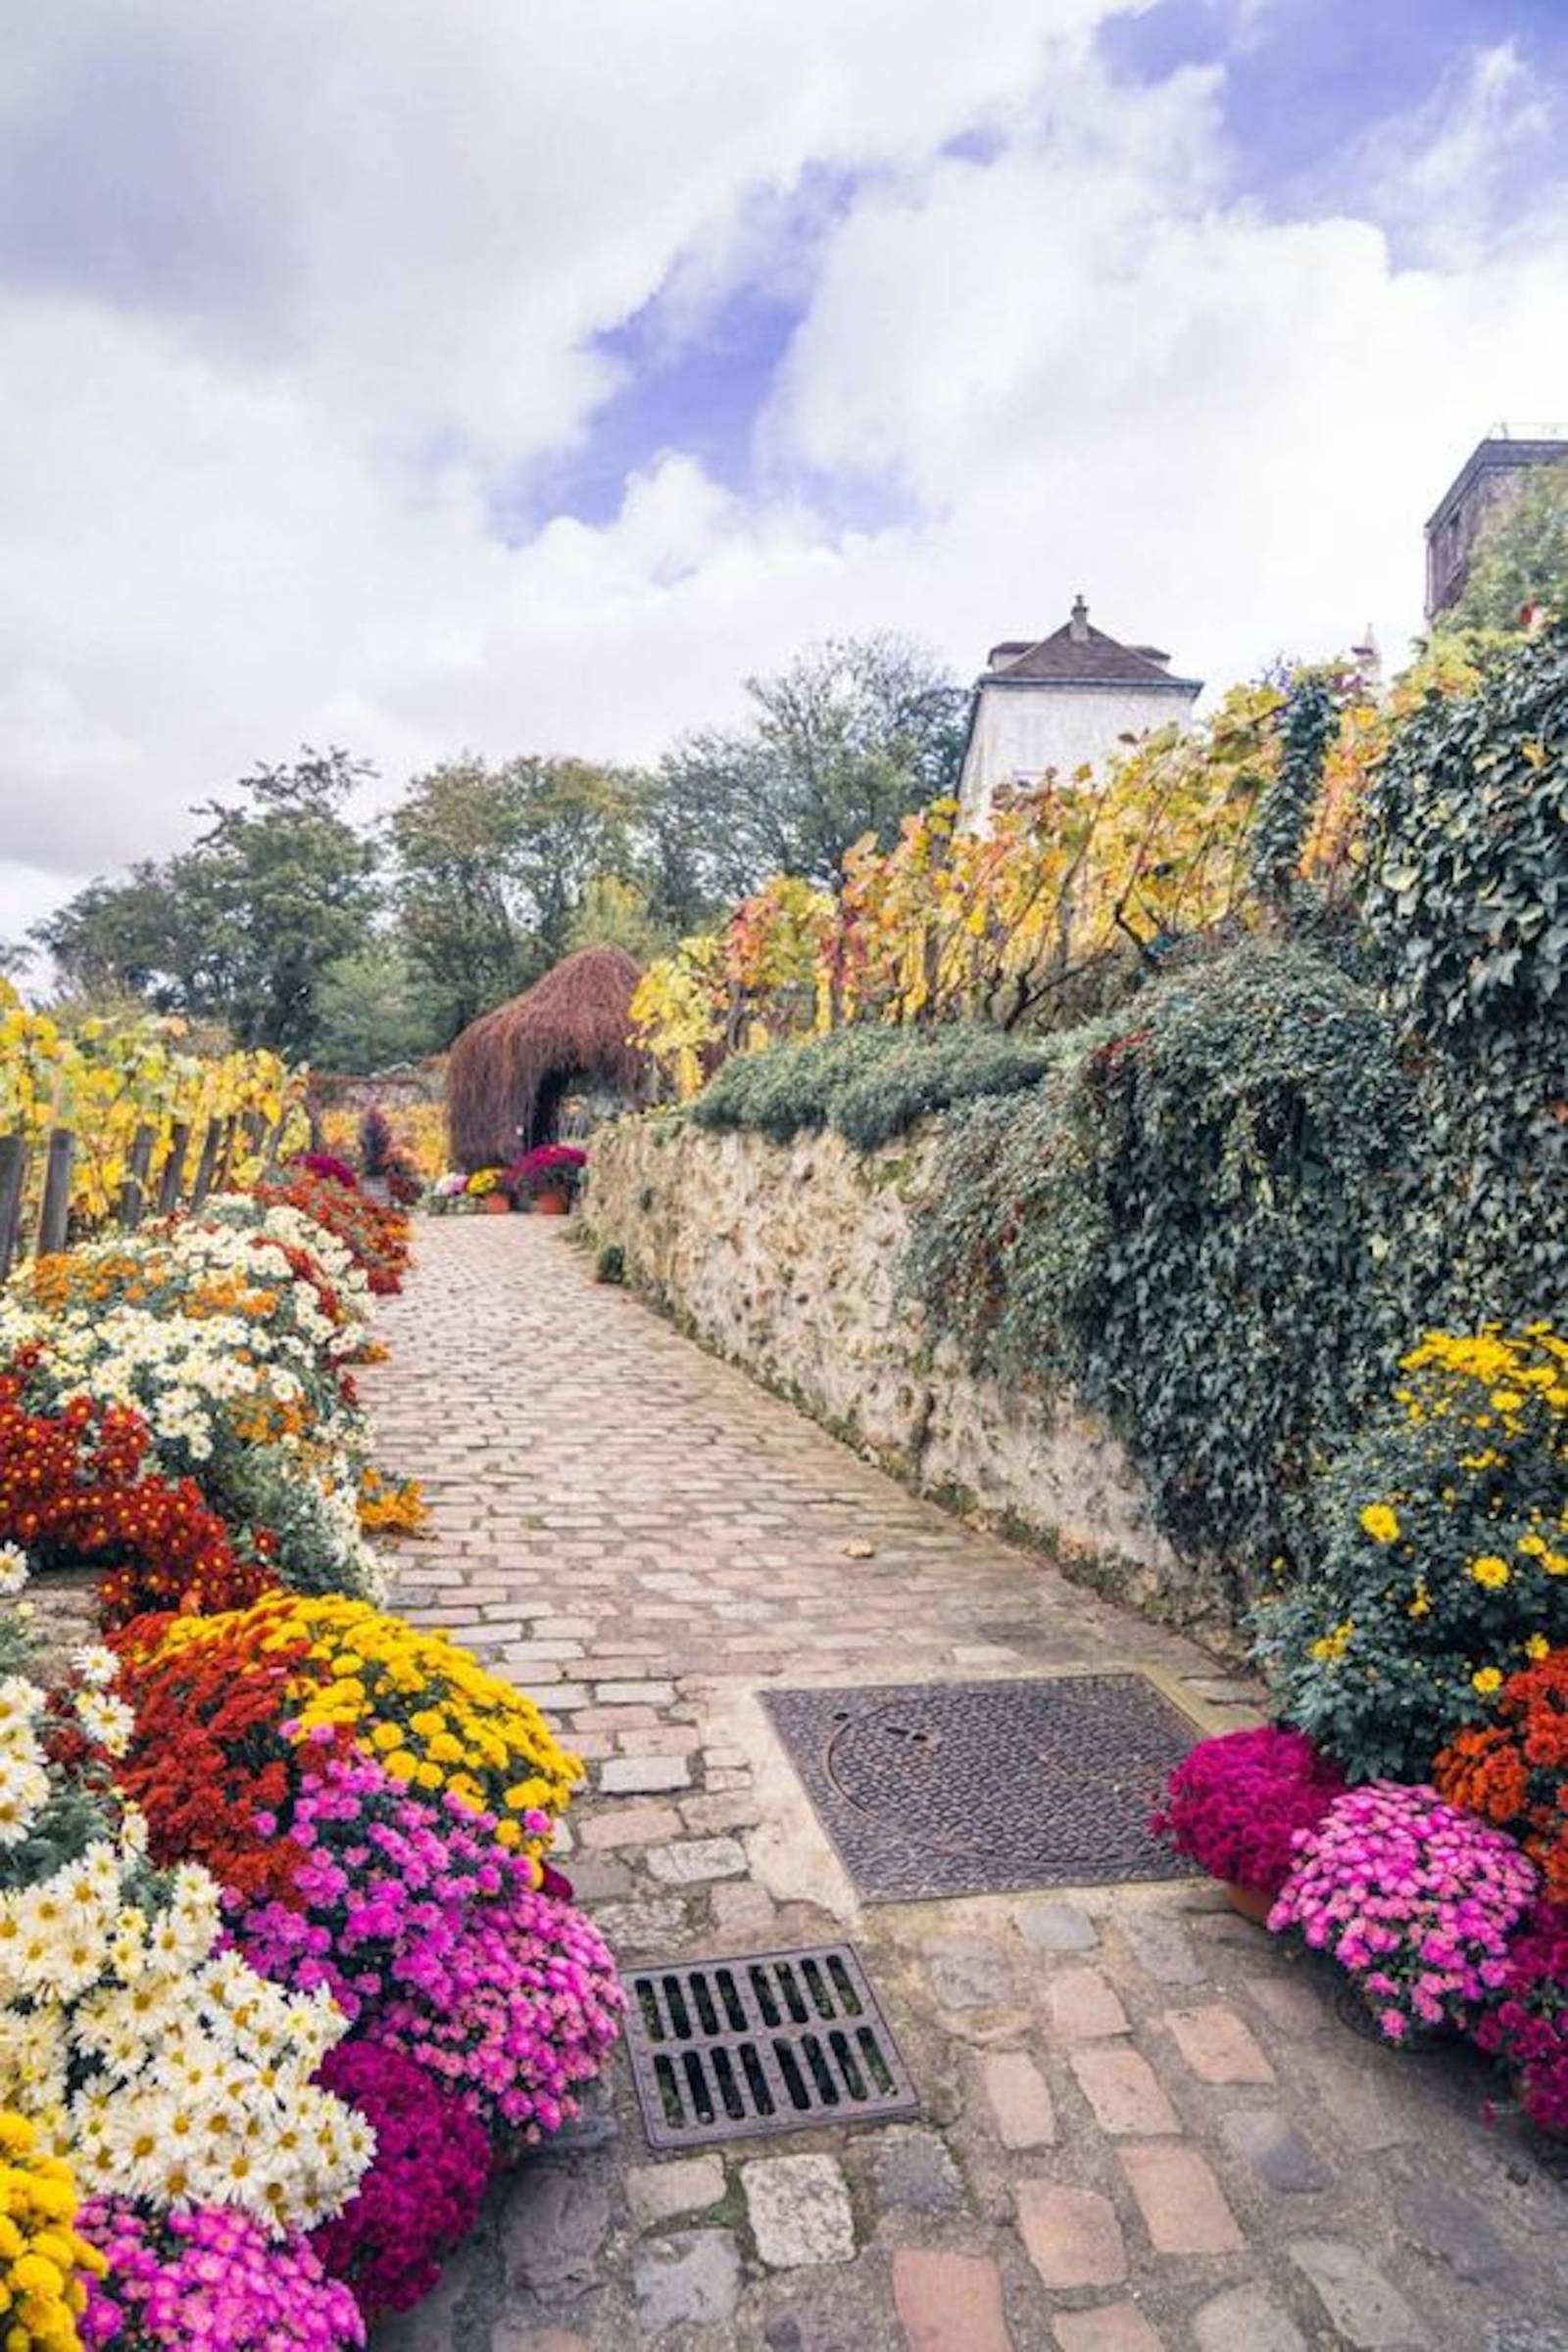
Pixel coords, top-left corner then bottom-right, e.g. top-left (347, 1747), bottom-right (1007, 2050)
top-left (1446, 462), bottom-right (1568, 632)
top-left (32, 749), bottom-right (377, 1056)
top-left (659, 634), bottom-right (966, 897)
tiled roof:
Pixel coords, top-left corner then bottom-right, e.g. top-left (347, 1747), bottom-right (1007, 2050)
top-left (990, 618), bottom-right (1198, 690)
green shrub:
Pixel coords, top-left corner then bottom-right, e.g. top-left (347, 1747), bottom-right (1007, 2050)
top-left (595, 1243), bottom-right (626, 1285)
top-left (689, 1023), bottom-right (1054, 1150)
top-left (1252, 1324), bottom-right (1568, 1781)
top-left (1362, 617), bottom-right (1567, 1325)
top-left (906, 944), bottom-right (1409, 1577)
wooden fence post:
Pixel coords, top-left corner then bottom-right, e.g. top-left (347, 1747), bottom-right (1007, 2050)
top-left (156, 1121), bottom-right (191, 1215)
top-left (190, 1119), bottom-right (223, 1207)
top-left (119, 1125), bottom-right (156, 1231)
top-left (36, 1130), bottom-right (74, 1256)
top-left (0, 1136), bottom-right (26, 1283)
top-left (212, 1113), bottom-right (239, 1194)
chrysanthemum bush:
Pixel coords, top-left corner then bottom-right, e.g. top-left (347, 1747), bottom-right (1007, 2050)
top-left (0, 1362), bottom-right (275, 1630)
top-left (0, 1624), bottom-right (370, 2236)
top-left (310, 2041), bottom-right (488, 2321)
top-left (1267, 1783), bottom-right (1536, 2041)
top-left (1435, 1649), bottom-right (1568, 1904)
top-left (231, 1740), bottom-right (621, 2138)
top-left (129, 1592), bottom-right (580, 1854)
top-left (0, 2108), bottom-right (107, 2350)
top-left (1471, 1902), bottom-right (1568, 2137)
top-left (80, 2201), bottom-right (365, 2351)
top-left (1150, 1727), bottom-right (1345, 1897)
top-left (1252, 1323), bottom-right (1568, 1783)
top-left (0, 1185), bottom-right (424, 1613)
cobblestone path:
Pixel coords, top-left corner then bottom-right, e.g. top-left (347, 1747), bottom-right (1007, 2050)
top-left (363, 1218), bottom-right (1566, 2352)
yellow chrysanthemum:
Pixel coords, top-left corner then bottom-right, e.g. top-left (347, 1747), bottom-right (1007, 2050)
top-left (1472, 1666), bottom-right (1503, 1696)
top-left (1359, 1503), bottom-right (1400, 1545)
top-left (1470, 1555), bottom-right (1511, 1590)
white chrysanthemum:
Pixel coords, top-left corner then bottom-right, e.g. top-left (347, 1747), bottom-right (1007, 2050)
top-left (74, 1689), bottom-right (134, 1758)
top-left (0, 1544), bottom-right (28, 1597)
top-left (70, 1643), bottom-right (119, 1690)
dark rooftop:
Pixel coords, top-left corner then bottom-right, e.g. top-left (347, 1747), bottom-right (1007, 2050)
top-left (986, 599), bottom-right (1200, 691)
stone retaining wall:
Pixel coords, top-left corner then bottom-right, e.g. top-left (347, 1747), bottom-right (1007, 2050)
top-left (585, 1115), bottom-right (1238, 1645)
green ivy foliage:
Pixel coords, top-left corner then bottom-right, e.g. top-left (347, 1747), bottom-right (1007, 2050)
top-left (688, 1021), bottom-right (1054, 1151)
top-left (906, 946), bottom-right (1409, 1580)
top-left (1249, 671), bottom-right (1340, 911)
top-left (1361, 618), bottom-right (1567, 1326)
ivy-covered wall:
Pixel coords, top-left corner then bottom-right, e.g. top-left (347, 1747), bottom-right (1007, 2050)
top-left (581, 1116), bottom-right (1249, 1642)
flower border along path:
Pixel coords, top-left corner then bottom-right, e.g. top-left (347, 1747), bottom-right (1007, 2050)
top-left (0, 1166), bottom-right (624, 2352)
top-left (365, 1214), bottom-right (1568, 2352)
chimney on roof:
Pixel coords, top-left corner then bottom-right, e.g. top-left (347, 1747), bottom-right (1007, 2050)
top-left (1069, 594), bottom-right (1090, 644)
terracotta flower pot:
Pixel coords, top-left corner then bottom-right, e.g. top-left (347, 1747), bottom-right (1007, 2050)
top-left (533, 1192), bottom-right (570, 1216)
top-left (480, 1191), bottom-right (512, 1214)
top-left (1224, 1881), bottom-right (1275, 1927)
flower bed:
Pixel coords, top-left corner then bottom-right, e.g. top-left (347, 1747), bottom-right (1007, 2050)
top-left (0, 1157), bottom-right (623, 2340)
top-left (1156, 1318), bottom-right (1568, 2129)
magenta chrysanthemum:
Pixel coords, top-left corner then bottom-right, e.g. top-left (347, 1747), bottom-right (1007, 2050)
top-left (1270, 1782), bottom-right (1537, 2040)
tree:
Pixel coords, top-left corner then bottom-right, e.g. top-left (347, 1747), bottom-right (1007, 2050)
top-left (385, 759), bottom-right (532, 1039)
top-left (31, 748), bottom-right (378, 1057)
top-left (659, 635), bottom-right (967, 897)
top-left (564, 875), bottom-right (673, 966)
top-left (1446, 463), bottom-right (1568, 632)
top-left (313, 938), bottom-right (443, 1072)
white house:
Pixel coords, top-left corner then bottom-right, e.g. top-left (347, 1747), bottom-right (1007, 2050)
top-left (956, 598), bottom-right (1202, 831)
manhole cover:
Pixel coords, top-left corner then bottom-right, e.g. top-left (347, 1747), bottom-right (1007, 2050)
top-left (622, 1944), bottom-right (918, 2150)
top-left (763, 1676), bottom-right (1199, 1901)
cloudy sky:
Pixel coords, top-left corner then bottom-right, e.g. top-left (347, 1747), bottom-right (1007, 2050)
top-left (3, 0), bottom-right (1566, 944)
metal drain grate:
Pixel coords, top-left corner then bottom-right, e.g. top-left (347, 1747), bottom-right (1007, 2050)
top-left (622, 1943), bottom-right (919, 2149)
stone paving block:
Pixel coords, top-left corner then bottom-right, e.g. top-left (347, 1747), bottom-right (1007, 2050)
top-left (1047, 1967), bottom-right (1129, 2041)
top-left (872, 2126), bottom-right (963, 2213)
top-left (625, 2154), bottom-right (725, 2227)
top-left (1393, 2182), bottom-right (1511, 2281)
top-left (493, 2332), bottom-right (594, 2352)
top-left (578, 1803), bottom-right (685, 1851)
top-left (1240, 1971), bottom-right (1328, 2035)
top-left (745, 2154), bottom-right (856, 2268)
top-left (926, 1938), bottom-right (1019, 2012)
top-left (502, 2164), bottom-right (610, 2289)
top-left (1192, 2286), bottom-right (1307, 2352)
top-left (631, 2228), bottom-right (743, 2336)
top-left (892, 2248), bottom-right (1013, 2352)
top-left (1118, 2144), bottom-right (1243, 2255)
top-left (679, 1790), bottom-right (762, 1834)
top-left (646, 1836), bottom-right (748, 1884)
top-left (1015, 2180), bottom-right (1128, 2289)
top-left (1309, 2055), bottom-right (1415, 2153)
top-left (707, 1880), bottom-right (780, 1938)
top-left (1289, 2237), bottom-right (1428, 2347)
top-left (1220, 2109), bottom-right (1330, 2194)
top-left (593, 1681), bottom-right (677, 1705)
top-left (1015, 1898), bottom-right (1099, 1952)
top-left (1069, 2044), bottom-right (1181, 2136)
top-left (1117, 1911), bottom-right (1204, 1986)
top-left (599, 1755), bottom-right (692, 1795)
top-left (981, 2050), bottom-right (1056, 2148)
top-left (589, 1897), bottom-right (689, 1948)
top-left (1054, 2305), bottom-right (1164, 2351)
top-left (1166, 2003), bottom-right (1275, 2084)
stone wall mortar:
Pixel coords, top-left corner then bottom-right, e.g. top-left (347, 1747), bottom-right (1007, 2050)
top-left (585, 1116), bottom-right (1238, 1644)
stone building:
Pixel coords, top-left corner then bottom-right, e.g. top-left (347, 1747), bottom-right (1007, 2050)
top-left (956, 598), bottom-right (1202, 832)
top-left (1426, 425), bottom-right (1568, 618)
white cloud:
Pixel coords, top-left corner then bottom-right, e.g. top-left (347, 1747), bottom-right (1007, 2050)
top-left (0, 1), bottom-right (1565, 945)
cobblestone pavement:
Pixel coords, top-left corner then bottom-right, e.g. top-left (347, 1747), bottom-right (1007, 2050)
top-left (363, 1218), bottom-right (1567, 2352)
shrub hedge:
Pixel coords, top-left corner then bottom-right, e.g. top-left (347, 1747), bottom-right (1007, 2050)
top-left (687, 1021), bottom-right (1054, 1151)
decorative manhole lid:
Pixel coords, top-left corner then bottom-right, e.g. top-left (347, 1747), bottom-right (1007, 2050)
top-left (762, 1675), bottom-right (1200, 1901)
top-left (621, 1944), bottom-right (918, 2149)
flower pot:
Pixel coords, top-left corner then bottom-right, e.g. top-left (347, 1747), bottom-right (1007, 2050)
top-left (533, 1192), bottom-right (570, 1216)
top-left (1223, 1881), bottom-right (1275, 1927)
top-left (480, 1192), bottom-right (512, 1214)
